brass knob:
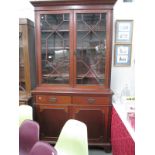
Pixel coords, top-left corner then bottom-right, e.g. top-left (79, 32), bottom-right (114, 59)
top-left (87, 98), bottom-right (96, 104)
top-left (49, 97), bottom-right (57, 103)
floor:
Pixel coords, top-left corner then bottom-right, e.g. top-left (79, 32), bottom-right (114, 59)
top-left (89, 148), bottom-right (112, 155)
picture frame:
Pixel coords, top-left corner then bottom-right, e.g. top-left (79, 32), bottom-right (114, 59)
top-left (115, 20), bottom-right (133, 43)
top-left (114, 44), bottom-right (132, 66)
top-left (123, 0), bottom-right (133, 2)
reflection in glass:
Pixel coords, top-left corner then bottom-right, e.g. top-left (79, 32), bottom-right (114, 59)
top-left (40, 14), bottom-right (70, 84)
top-left (19, 32), bottom-right (26, 91)
top-left (76, 13), bottom-right (106, 85)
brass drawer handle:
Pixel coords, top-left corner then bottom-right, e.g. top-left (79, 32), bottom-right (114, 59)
top-left (49, 97), bottom-right (57, 103)
top-left (87, 98), bottom-right (96, 104)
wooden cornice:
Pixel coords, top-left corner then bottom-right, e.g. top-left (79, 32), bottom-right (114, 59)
top-left (30, 0), bottom-right (117, 7)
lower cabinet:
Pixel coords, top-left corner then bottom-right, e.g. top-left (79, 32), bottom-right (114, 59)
top-left (33, 93), bottom-right (112, 151)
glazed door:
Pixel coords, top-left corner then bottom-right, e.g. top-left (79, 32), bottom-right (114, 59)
top-left (74, 11), bottom-right (109, 87)
top-left (37, 11), bottom-right (74, 85)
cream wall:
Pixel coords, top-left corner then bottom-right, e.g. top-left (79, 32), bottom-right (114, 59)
top-left (18, 0), bottom-right (35, 21)
top-left (111, 0), bottom-right (135, 98)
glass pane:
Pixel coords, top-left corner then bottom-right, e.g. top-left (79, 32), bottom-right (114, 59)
top-left (19, 32), bottom-right (26, 91)
top-left (40, 14), bottom-right (70, 84)
top-left (76, 13), bottom-right (106, 85)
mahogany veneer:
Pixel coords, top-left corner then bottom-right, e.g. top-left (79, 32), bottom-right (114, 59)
top-left (31, 0), bottom-right (117, 152)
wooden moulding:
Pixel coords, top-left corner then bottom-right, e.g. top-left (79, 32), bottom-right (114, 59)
top-left (30, 0), bottom-right (117, 7)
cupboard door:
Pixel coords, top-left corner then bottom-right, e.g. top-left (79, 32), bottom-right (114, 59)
top-left (75, 11), bottom-right (107, 86)
top-left (72, 105), bottom-right (110, 143)
top-left (36, 105), bottom-right (69, 142)
top-left (39, 12), bottom-right (72, 84)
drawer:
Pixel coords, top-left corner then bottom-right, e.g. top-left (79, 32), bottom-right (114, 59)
top-left (73, 96), bottom-right (110, 105)
top-left (36, 95), bottom-right (71, 104)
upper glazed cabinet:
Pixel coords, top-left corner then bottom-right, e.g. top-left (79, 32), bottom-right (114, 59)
top-left (32, 2), bottom-right (116, 88)
top-left (40, 11), bottom-right (107, 86)
top-left (31, 0), bottom-right (117, 152)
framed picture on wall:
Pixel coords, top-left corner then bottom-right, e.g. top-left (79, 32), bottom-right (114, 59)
top-left (114, 44), bottom-right (132, 66)
top-left (115, 20), bottom-right (133, 43)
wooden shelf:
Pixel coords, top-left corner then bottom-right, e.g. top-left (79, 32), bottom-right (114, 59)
top-left (77, 29), bottom-right (106, 32)
top-left (42, 73), bottom-right (104, 79)
top-left (19, 79), bottom-right (26, 83)
top-left (41, 29), bottom-right (105, 33)
top-left (19, 45), bottom-right (23, 48)
top-left (41, 47), bottom-right (70, 50)
top-left (41, 30), bottom-right (69, 32)
top-left (76, 47), bottom-right (105, 50)
top-left (20, 64), bottom-right (24, 67)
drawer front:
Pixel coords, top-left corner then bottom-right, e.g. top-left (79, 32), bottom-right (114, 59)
top-left (73, 96), bottom-right (110, 105)
top-left (36, 95), bottom-right (71, 104)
